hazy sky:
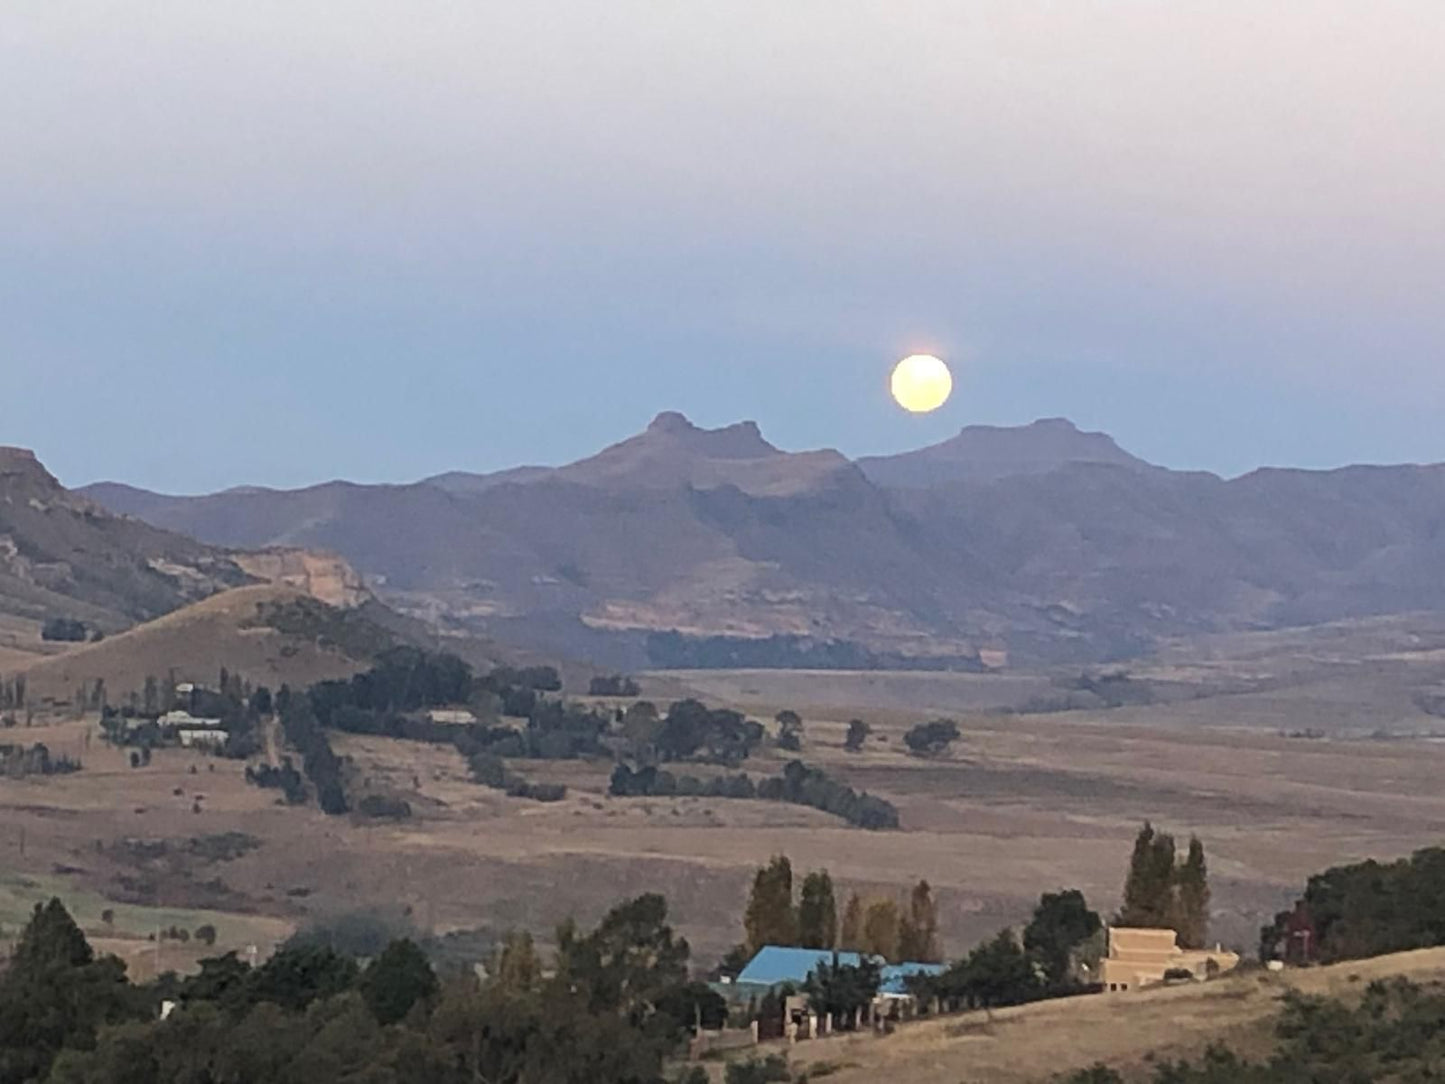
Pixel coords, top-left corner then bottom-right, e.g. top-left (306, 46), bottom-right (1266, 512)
top-left (5, 2), bottom-right (1444, 491)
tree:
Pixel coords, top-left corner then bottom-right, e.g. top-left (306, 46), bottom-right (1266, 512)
top-left (556, 893), bottom-right (690, 1026)
top-left (844, 719), bottom-right (871, 752)
top-left (798, 871), bottom-right (838, 950)
top-left (802, 954), bottom-right (881, 1025)
top-left (493, 930), bottom-right (541, 992)
top-left (775, 710), bottom-right (803, 752)
top-left (1023, 889), bottom-right (1102, 985)
top-left (744, 856), bottom-right (798, 953)
top-left (861, 898), bottom-right (900, 962)
top-left (360, 939), bottom-right (438, 1025)
top-left (1175, 836), bottom-right (1211, 950)
top-left (1118, 822), bottom-right (1177, 929)
top-left (839, 893), bottom-right (865, 952)
top-left (903, 719), bottom-right (960, 758)
top-left (194, 924), bottom-right (218, 947)
top-left (898, 880), bottom-right (941, 963)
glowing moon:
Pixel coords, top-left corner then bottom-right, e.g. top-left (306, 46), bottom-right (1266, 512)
top-left (890, 354), bottom-right (953, 413)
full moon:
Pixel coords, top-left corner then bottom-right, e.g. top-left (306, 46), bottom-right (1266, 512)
top-left (890, 354), bottom-right (953, 413)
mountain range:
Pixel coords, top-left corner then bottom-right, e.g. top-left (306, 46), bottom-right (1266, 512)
top-left (66, 415), bottom-right (1445, 668)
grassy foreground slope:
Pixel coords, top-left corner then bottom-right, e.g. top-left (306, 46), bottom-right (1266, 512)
top-left (790, 949), bottom-right (1445, 1084)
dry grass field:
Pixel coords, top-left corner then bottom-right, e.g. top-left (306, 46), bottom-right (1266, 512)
top-left (782, 947), bottom-right (1445, 1084)
top-left (4, 615), bottom-right (1445, 981)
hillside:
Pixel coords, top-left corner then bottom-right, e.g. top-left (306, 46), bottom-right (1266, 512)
top-left (78, 417), bottom-right (1445, 667)
top-left (790, 948), bottom-right (1445, 1084)
top-left (9, 584), bottom-right (398, 704)
top-left (0, 447), bottom-right (251, 636)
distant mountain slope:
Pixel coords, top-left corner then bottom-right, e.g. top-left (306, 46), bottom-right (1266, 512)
top-left (0, 447), bottom-right (252, 632)
top-left (858, 417), bottom-right (1155, 487)
top-left (12, 585), bottom-right (396, 704)
top-left (76, 418), bottom-right (1445, 667)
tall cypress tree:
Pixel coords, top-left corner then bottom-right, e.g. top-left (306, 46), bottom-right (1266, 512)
top-left (898, 880), bottom-right (941, 962)
top-left (839, 892), bottom-right (865, 952)
top-left (1119, 822), bottom-right (1178, 928)
top-left (798, 871), bottom-right (838, 950)
top-left (1175, 836), bottom-right (1211, 949)
top-left (744, 856), bottom-right (798, 952)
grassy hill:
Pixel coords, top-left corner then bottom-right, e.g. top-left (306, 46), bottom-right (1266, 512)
top-left (9, 585), bottom-right (397, 704)
top-left (786, 948), bottom-right (1445, 1084)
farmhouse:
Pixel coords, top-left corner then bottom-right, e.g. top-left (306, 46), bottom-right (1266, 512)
top-left (427, 708), bottom-right (477, 726)
top-left (160, 710), bottom-right (228, 749)
top-left (733, 946), bottom-right (945, 1006)
top-left (1098, 927), bottom-right (1240, 992)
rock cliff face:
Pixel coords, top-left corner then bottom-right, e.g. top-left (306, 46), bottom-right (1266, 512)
top-left (233, 549), bottom-right (370, 609)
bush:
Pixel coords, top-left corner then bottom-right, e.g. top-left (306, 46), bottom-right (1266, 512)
top-left (904, 719), bottom-right (960, 757)
top-left (357, 794), bottom-right (412, 820)
top-left (726, 1055), bottom-right (792, 1084)
top-left (40, 618), bottom-right (88, 642)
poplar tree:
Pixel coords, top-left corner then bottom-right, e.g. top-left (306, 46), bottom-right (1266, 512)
top-left (862, 899), bottom-right (901, 962)
top-left (744, 856), bottom-right (798, 952)
top-left (898, 880), bottom-right (941, 962)
top-left (839, 893), bottom-right (865, 952)
top-left (1175, 836), bottom-right (1211, 949)
top-left (1119, 822), bottom-right (1177, 928)
top-left (798, 871), bottom-right (838, 950)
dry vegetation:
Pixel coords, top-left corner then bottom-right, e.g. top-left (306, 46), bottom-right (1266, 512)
top-left (4, 615), bottom-right (1445, 985)
top-left (787, 947), bottom-right (1445, 1084)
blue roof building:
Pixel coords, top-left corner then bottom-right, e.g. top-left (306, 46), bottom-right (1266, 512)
top-left (735, 946), bottom-right (946, 997)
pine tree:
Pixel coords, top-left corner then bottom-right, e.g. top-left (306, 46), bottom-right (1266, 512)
top-left (744, 856), bottom-right (798, 952)
top-left (839, 893), bottom-right (865, 952)
top-left (898, 880), bottom-right (941, 962)
top-left (13, 897), bottom-right (94, 972)
top-left (798, 871), bottom-right (838, 950)
top-left (1175, 836), bottom-right (1211, 949)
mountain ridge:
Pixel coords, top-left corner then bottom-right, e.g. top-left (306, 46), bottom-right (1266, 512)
top-left (72, 417), bottom-right (1445, 667)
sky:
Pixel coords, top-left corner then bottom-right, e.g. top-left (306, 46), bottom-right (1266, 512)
top-left (4, 2), bottom-right (1444, 492)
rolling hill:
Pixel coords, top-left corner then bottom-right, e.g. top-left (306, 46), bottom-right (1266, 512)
top-left (77, 416), bottom-right (1445, 667)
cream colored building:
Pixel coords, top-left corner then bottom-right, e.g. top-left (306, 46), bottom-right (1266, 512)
top-left (1099, 927), bottom-right (1239, 992)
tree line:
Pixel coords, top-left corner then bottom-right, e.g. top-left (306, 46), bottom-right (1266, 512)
top-left (0, 892), bottom-right (724, 1084)
top-left (1260, 844), bottom-right (1445, 964)
top-left (609, 760), bottom-right (900, 830)
top-left (737, 857), bottom-right (942, 964)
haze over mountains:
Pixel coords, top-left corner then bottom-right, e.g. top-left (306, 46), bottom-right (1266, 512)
top-left (63, 415), bottom-right (1445, 669)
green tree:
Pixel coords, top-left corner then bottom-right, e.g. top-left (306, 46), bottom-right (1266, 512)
top-left (898, 880), bottom-right (941, 963)
top-left (1024, 889), bottom-right (1102, 985)
top-left (360, 939), bottom-right (438, 1025)
top-left (775, 710), bottom-right (803, 752)
top-left (844, 719), bottom-right (871, 752)
top-left (744, 856), bottom-right (798, 952)
top-left (1175, 836), bottom-right (1211, 949)
top-left (493, 930), bottom-right (542, 992)
top-left (861, 899), bottom-right (900, 962)
top-left (798, 871), bottom-right (838, 950)
top-left (802, 953), bottom-right (881, 1026)
top-left (556, 893), bottom-right (690, 1027)
top-left (839, 893), bottom-right (866, 952)
top-left (1118, 822), bottom-right (1177, 929)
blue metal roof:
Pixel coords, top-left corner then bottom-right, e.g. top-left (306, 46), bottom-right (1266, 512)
top-left (736, 946), bottom-right (946, 995)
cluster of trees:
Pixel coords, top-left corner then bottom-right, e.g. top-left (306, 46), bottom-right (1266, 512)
top-left (0, 892), bottom-right (723, 1084)
top-left (609, 760), bottom-right (899, 830)
top-left (276, 688), bottom-right (349, 815)
top-left (1259, 845), bottom-right (1445, 964)
top-left (903, 719), bottom-right (960, 757)
top-left (913, 890), bottom-right (1104, 1011)
top-left (844, 719), bottom-right (871, 752)
top-left (1118, 823), bottom-right (1211, 948)
top-left (100, 668), bottom-right (274, 760)
top-left (740, 857), bottom-right (942, 964)
top-left (1059, 979), bottom-right (1445, 1084)
top-left (0, 742), bottom-right (80, 779)
top-left (40, 617), bottom-right (95, 643)
top-left (465, 752), bottom-right (567, 802)
top-left (588, 674), bottom-right (641, 697)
